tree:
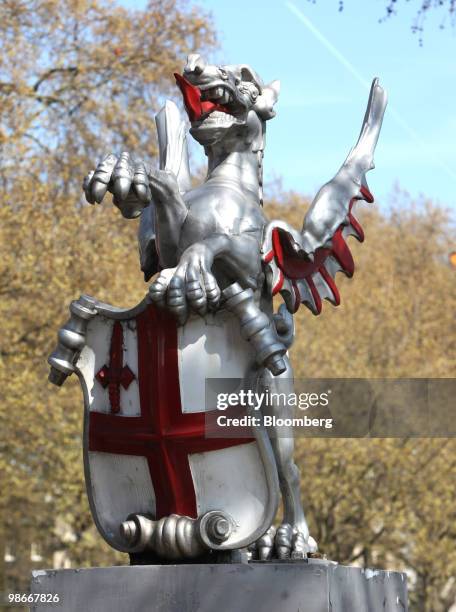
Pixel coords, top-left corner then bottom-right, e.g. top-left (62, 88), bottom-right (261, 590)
top-left (335, 0), bottom-right (456, 40)
top-left (382, 0), bottom-right (456, 32)
top-left (0, 0), bottom-right (216, 596)
top-left (266, 193), bottom-right (456, 611)
top-left (1, 2), bottom-right (455, 610)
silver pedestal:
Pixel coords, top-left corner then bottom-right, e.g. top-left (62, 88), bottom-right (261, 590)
top-left (31, 560), bottom-right (408, 611)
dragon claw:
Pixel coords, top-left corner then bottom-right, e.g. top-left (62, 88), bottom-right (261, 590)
top-left (290, 531), bottom-right (307, 560)
top-left (257, 525), bottom-right (276, 560)
top-left (201, 269), bottom-right (220, 310)
top-left (147, 245), bottom-right (221, 325)
top-left (166, 276), bottom-right (188, 325)
top-left (113, 176), bottom-right (132, 200)
top-left (92, 180), bottom-right (109, 203)
top-left (82, 151), bottom-right (150, 216)
top-left (133, 182), bottom-right (149, 203)
top-left (275, 523), bottom-right (293, 559)
top-left (186, 278), bottom-right (207, 316)
top-left (82, 170), bottom-right (95, 204)
top-left (249, 523), bottom-right (317, 561)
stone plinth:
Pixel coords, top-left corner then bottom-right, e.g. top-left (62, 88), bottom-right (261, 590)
top-left (30, 560), bottom-right (408, 611)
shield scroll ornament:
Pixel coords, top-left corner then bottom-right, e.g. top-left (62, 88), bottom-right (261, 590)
top-left (71, 298), bottom-right (279, 553)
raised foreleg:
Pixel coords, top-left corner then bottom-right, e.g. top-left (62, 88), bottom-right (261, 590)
top-left (82, 154), bottom-right (189, 269)
top-left (149, 231), bottom-right (263, 324)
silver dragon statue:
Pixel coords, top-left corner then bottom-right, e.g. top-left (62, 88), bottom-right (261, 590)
top-left (50, 54), bottom-right (387, 562)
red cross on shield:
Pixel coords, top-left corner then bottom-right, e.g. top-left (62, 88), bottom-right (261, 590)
top-left (74, 299), bottom-right (278, 553)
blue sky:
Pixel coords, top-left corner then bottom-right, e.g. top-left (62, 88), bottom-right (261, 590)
top-left (120, 0), bottom-right (456, 212)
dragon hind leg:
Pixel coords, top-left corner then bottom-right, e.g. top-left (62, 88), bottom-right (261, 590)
top-left (253, 357), bottom-right (318, 559)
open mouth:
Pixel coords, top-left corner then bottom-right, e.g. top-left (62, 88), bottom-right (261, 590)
top-left (174, 73), bottom-right (235, 123)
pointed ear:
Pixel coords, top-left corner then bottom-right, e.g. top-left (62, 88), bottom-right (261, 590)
top-left (239, 65), bottom-right (264, 91)
top-left (267, 80), bottom-right (281, 102)
top-left (253, 80), bottom-right (280, 120)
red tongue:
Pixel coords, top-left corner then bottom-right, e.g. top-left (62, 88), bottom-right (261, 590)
top-left (174, 73), bottom-right (229, 122)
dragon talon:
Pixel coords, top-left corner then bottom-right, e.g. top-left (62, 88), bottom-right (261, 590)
top-left (275, 523), bottom-right (293, 559)
top-left (114, 177), bottom-right (131, 200)
top-left (290, 532), bottom-right (307, 560)
top-left (257, 525), bottom-right (275, 561)
top-left (186, 287), bottom-right (207, 316)
top-left (84, 188), bottom-right (95, 205)
top-left (82, 171), bottom-right (95, 204)
top-left (134, 182), bottom-right (149, 202)
top-left (133, 161), bottom-right (150, 203)
top-left (92, 180), bottom-right (109, 203)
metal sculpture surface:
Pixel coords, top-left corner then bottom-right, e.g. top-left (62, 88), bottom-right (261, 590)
top-left (48, 54), bottom-right (387, 562)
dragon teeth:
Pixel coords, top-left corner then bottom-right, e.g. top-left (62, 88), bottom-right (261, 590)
top-left (202, 86), bottom-right (233, 105)
top-left (219, 91), bottom-right (231, 104)
top-left (203, 111), bottom-right (234, 124)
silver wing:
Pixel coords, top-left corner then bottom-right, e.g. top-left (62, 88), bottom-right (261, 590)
top-left (262, 78), bottom-right (388, 315)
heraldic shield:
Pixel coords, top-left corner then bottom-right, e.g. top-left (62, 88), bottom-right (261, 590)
top-left (48, 294), bottom-right (280, 560)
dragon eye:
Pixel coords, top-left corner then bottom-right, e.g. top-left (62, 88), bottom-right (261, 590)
top-left (219, 67), bottom-right (228, 80)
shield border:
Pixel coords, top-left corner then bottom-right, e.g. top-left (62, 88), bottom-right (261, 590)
top-left (67, 295), bottom-right (279, 553)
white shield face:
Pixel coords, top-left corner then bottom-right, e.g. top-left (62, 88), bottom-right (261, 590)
top-left (74, 300), bottom-right (278, 552)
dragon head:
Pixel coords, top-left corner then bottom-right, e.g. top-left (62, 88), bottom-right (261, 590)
top-left (175, 54), bottom-right (280, 149)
